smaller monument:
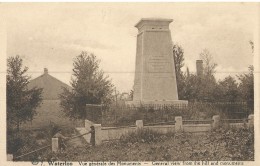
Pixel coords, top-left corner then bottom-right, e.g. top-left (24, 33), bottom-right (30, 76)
top-left (127, 18), bottom-right (188, 106)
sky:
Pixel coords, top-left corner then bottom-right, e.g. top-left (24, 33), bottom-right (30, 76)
top-left (4, 3), bottom-right (259, 93)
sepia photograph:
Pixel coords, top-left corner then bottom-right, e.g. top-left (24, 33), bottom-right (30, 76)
top-left (1, 2), bottom-right (259, 165)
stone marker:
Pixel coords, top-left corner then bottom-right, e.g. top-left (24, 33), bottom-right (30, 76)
top-left (93, 124), bottom-right (102, 145)
top-left (136, 120), bottom-right (144, 129)
top-left (127, 18), bottom-right (188, 106)
top-left (212, 115), bottom-right (220, 129)
top-left (175, 116), bottom-right (183, 132)
top-left (52, 138), bottom-right (59, 152)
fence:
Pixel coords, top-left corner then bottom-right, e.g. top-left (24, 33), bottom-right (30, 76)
top-left (10, 130), bottom-right (91, 161)
top-left (9, 114), bottom-right (253, 161)
top-left (85, 101), bottom-right (250, 127)
top-left (82, 114), bottom-right (254, 145)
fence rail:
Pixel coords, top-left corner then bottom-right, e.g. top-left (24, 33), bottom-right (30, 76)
top-left (221, 118), bottom-right (248, 123)
top-left (85, 101), bottom-right (250, 127)
top-left (11, 114), bottom-right (254, 161)
top-left (144, 121), bottom-right (176, 126)
top-left (101, 125), bottom-right (136, 130)
top-left (13, 131), bottom-right (90, 161)
top-left (15, 144), bottom-right (51, 160)
top-left (183, 119), bottom-right (213, 124)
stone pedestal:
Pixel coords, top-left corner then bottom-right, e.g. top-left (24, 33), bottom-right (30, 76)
top-left (93, 124), bottom-right (102, 145)
top-left (212, 115), bottom-right (220, 129)
top-left (127, 18), bottom-right (188, 106)
top-left (136, 120), bottom-right (144, 129)
top-left (175, 116), bottom-right (183, 132)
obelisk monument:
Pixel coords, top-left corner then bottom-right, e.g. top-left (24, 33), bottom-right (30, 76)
top-left (128, 18), bottom-right (188, 106)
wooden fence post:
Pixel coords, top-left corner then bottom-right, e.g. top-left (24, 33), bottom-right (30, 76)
top-left (52, 138), bottom-right (59, 152)
top-left (175, 116), bottom-right (183, 132)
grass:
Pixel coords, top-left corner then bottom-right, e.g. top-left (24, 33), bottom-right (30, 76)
top-left (23, 127), bottom-right (254, 161)
top-left (10, 123), bottom-right (77, 161)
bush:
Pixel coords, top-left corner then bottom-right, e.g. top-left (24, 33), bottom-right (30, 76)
top-left (120, 129), bottom-right (173, 144)
top-left (208, 127), bottom-right (254, 160)
top-left (7, 134), bottom-right (23, 154)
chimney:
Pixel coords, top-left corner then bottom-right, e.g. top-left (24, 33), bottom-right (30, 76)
top-left (196, 60), bottom-right (203, 77)
top-left (44, 68), bottom-right (48, 75)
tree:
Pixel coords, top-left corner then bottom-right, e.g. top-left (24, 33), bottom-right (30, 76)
top-left (200, 49), bottom-right (217, 77)
top-left (237, 66), bottom-right (254, 111)
top-left (7, 55), bottom-right (43, 132)
top-left (173, 44), bottom-right (186, 99)
top-left (59, 51), bottom-right (114, 119)
top-left (218, 76), bottom-right (240, 102)
top-left (129, 89), bottom-right (134, 100)
top-left (181, 49), bottom-right (220, 102)
top-left (198, 49), bottom-right (218, 101)
top-left (249, 40), bottom-right (254, 53)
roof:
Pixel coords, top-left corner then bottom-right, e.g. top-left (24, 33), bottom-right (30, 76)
top-left (28, 68), bottom-right (72, 100)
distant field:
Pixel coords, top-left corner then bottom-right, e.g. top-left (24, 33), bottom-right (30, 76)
top-left (21, 100), bottom-right (84, 130)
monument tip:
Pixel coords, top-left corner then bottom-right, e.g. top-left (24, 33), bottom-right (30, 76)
top-left (135, 18), bottom-right (173, 29)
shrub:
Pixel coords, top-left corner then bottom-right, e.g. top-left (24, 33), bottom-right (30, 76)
top-left (120, 129), bottom-right (173, 144)
top-left (209, 127), bottom-right (254, 160)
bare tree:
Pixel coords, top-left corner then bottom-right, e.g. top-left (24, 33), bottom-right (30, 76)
top-left (199, 49), bottom-right (217, 77)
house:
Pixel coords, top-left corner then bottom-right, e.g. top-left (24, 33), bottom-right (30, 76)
top-left (21, 68), bottom-right (83, 130)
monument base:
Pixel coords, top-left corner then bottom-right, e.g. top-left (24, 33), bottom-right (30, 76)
top-left (125, 100), bottom-right (188, 107)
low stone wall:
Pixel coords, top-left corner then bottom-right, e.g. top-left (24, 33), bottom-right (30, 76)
top-left (183, 124), bottom-right (211, 132)
top-left (78, 114), bottom-right (254, 146)
top-left (144, 125), bottom-right (175, 134)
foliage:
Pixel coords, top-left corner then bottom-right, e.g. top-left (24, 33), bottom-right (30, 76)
top-left (207, 127), bottom-right (254, 161)
top-left (12, 123), bottom-right (76, 161)
top-left (120, 129), bottom-right (173, 144)
top-left (173, 44), bottom-right (186, 99)
top-left (7, 55), bottom-right (43, 132)
top-left (129, 89), bottom-right (133, 100)
top-left (218, 76), bottom-right (240, 102)
top-left (33, 127), bottom-right (254, 161)
top-left (59, 51), bottom-right (114, 119)
top-left (181, 73), bottom-right (219, 102)
top-left (237, 66), bottom-right (254, 112)
top-left (101, 102), bottom-right (248, 127)
top-left (249, 40), bottom-right (254, 53)
top-left (200, 49), bottom-right (217, 77)
top-left (173, 48), bottom-right (220, 102)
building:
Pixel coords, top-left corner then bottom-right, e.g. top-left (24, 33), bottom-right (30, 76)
top-left (21, 68), bottom-right (83, 130)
